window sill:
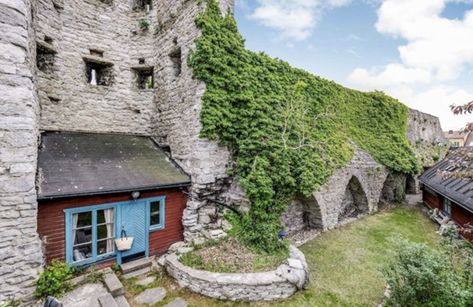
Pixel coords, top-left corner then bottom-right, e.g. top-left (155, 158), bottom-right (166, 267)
top-left (70, 252), bottom-right (116, 267)
top-left (149, 225), bottom-right (164, 232)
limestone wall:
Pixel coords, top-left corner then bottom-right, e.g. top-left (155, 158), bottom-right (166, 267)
top-left (36, 0), bottom-right (158, 134)
top-left (165, 245), bottom-right (309, 301)
top-left (152, 0), bottom-right (234, 243)
top-left (0, 0), bottom-right (43, 302)
top-left (281, 149), bottom-right (389, 232)
top-left (407, 109), bottom-right (447, 145)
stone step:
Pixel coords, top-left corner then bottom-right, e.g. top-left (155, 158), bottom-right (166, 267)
top-left (122, 266), bottom-right (151, 280)
top-left (98, 293), bottom-right (118, 307)
top-left (121, 257), bottom-right (152, 274)
top-left (114, 295), bottom-right (131, 307)
top-left (104, 272), bottom-right (125, 297)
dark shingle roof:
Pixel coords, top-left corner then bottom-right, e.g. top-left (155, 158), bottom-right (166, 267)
top-left (37, 132), bottom-right (191, 199)
top-left (420, 148), bottom-right (473, 213)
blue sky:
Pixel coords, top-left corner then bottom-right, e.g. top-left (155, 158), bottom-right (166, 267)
top-left (235, 0), bottom-right (473, 131)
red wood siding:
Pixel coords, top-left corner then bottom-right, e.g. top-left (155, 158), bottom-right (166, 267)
top-left (149, 190), bottom-right (187, 255)
top-left (451, 203), bottom-right (473, 241)
top-left (422, 187), bottom-right (473, 241)
top-left (423, 189), bottom-right (442, 209)
top-left (37, 188), bottom-right (187, 263)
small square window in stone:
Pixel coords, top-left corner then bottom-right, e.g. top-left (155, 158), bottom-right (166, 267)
top-left (36, 40), bottom-right (57, 73)
top-left (134, 0), bottom-right (152, 11)
top-left (135, 68), bottom-right (154, 90)
top-left (85, 62), bottom-right (114, 86)
top-left (169, 47), bottom-right (182, 78)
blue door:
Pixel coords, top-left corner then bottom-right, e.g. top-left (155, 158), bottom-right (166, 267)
top-left (119, 200), bottom-right (148, 259)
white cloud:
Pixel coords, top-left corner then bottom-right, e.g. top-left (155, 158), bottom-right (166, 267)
top-left (249, 0), bottom-right (352, 41)
top-left (349, 64), bottom-right (431, 88)
top-left (347, 0), bottom-right (473, 130)
top-left (350, 0), bottom-right (473, 86)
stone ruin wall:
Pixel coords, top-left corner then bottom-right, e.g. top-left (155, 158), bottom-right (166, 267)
top-left (408, 108), bottom-right (447, 146)
top-left (36, 0), bottom-right (158, 134)
top-left (0, 0), bottom-right (43, 302)
top-left (281, 110), bottom-right (448, 235)
top-left (151, 0), bottom-right (235, 243)
top-left (405, 109), bottom-right (448, 194)
top-left (281, 148), bottom-right (390, 234)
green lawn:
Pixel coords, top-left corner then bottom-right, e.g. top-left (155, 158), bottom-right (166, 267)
top-left (124, 206), bottom-right (441, 307)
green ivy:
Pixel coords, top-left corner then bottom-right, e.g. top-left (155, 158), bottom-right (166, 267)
top-left (189, 0), bottom-right (419, 253)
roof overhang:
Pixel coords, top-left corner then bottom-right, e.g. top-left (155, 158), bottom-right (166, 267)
top-left (37, 132), bottom-right (191, 200)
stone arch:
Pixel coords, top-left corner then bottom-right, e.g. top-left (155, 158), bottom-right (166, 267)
top-left (280, 194), bottom-right (323, 235)
top-left (338, 176), bottom-right (369, 222)
top-left (380, 172), bottom-right (406, 205)
top-left (300, 195), bottom-right (323, 230)
top-left (405, 174), bottom-right (418, 194)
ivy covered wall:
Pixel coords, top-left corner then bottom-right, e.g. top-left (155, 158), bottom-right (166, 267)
top-left (189, 0), bottom-right (419, 252)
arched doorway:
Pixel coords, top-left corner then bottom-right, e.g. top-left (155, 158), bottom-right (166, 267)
top-left (338, 176), bottom-right (369, 222)
top-left (380, 172), bottom-right (406, 205)
top-left (280, 195), bottom-right (323, 235)
top-left (405, 174), bottom-right (418, 194)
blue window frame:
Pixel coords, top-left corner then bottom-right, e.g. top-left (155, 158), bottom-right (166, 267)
top-left (65, 203), bottom-right (117, 266)
top-left (148, 197), bottom-right (165, 231)
top-left (64, 196), bottom-right (166, 266)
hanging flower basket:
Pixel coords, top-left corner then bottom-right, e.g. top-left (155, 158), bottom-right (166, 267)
top-left (115, 229), bottom-right (134, 251)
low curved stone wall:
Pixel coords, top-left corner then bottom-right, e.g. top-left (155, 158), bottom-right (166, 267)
top-left (164, 245), bottom-right (309, 301)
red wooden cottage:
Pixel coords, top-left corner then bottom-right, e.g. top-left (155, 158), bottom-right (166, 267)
top-left (420, 148), bottom-right (473, 241)
top-left (37, 132), bottom-right (191, 267)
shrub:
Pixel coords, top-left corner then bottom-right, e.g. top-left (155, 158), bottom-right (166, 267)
top-left (383, 238), bottom-right (472, 307)
top-left (35, 260), bottom-right (74, 298)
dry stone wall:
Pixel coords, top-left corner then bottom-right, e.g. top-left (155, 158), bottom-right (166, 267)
top-left (165, 245), bottom-right (309, 301)
top-left (0, 0), bottom-right (43, 302)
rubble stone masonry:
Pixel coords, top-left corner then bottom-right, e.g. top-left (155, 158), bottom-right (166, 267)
top-left (0, 0), bottom-right (43, 302)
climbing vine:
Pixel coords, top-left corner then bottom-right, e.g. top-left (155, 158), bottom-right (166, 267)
top-left (189, 0), bottom-right (419, 253)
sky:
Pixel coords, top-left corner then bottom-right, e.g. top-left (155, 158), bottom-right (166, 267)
top-left (235, 0), bottom-right (473, 131)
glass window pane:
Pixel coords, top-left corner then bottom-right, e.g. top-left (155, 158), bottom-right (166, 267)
top-left (97, 224), bottom-right (114, 240)
top-left (150, 201), bottom-right (161, 226)
top-left (74, 227), bottom-right (92, 245)
top-left (75, 211), bottom-right (92, 228)
top-left (97, 208), bottom-right (114, 225)
top-left (73, 244), bottom-right (92, 261)
top-left (97, 239), bottom-right (114, 255)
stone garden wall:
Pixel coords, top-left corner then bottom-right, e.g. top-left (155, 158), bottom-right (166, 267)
top-left (165, 245), bottom-right (309, 301)
top-left (0, 0), bottom-right (43, 302)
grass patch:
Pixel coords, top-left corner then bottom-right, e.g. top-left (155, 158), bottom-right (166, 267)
top-left (180, 237), bottom-right (288, 273)
top-left (123, 206), bottom-right (441, 306)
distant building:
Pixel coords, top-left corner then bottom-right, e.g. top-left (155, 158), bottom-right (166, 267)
top-left (444, 130), bottom-right (469, 147)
